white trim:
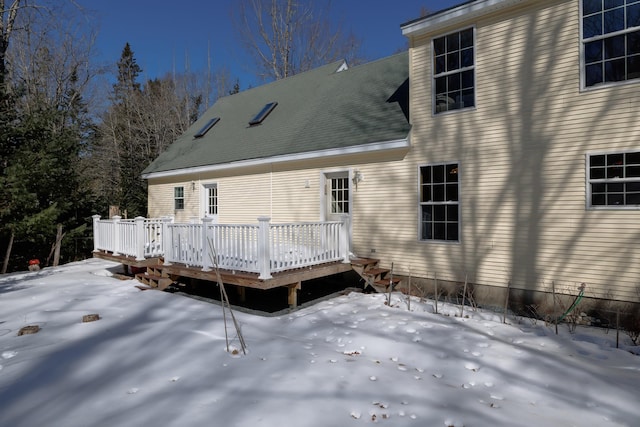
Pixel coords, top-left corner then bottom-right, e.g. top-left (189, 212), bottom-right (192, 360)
top-left (417, 161), bottom-right (461, 243)
top-left (431, 26), bottom-right (477, 116)
top-left (585, 149), bottom-right (640, 211)
top-left (201, 182), bottom-right (219, 220)
top-left (142, 138), bottom-right (410, 180)
top-left (401, 0), bottom-right (526, 37)
top-left (579, 0), bottom-right (640, 91)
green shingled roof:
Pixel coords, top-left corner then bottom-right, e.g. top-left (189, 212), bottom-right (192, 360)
top-left (142, 51), bottom-right (410, 177)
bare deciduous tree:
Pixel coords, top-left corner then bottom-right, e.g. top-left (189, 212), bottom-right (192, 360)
top-left (234, 0), bottom-right (361, 81)
top-left (0, 0), bottom-right (21, 89)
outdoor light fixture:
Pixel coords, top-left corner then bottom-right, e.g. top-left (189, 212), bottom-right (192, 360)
top-left (352, 170), bottom-right (363, 189)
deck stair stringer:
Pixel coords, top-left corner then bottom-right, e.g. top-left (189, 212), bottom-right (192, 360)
top-left (350, 257), bottom-right (401, 294)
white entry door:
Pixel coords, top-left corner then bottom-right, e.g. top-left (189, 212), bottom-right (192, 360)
top-left (324, 171), bottom-right (350, 222)
top-left (203, 183), bottom-right (218, 222)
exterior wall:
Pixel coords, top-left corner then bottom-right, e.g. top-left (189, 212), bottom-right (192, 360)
top-left (145, 0), bottom-right (640, 304)
top-left (147, 151), bottom-right (411, 225)
top-left (399, 0), bottom-right (640, 302)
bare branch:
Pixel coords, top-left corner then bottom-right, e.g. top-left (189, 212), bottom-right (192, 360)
top-left (233, 0), bottom-right (361, 81)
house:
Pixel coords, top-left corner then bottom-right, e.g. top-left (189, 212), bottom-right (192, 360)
top-left (399, 0), bottom-right (640, 308)
top-left (94, 0), bottom-right (640, 313)
top-left (92, 52), bottom-right (411, 306)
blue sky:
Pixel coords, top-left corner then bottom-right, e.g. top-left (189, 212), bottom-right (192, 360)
top-left (75, 0), bottom-right (461, 88)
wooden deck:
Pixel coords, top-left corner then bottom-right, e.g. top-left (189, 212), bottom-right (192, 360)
top-left (93, 250), bottom-right (355, 308)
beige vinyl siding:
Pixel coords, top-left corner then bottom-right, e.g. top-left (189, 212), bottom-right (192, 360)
top-left (147, 179), bottom-right (199, 223)
top-left (398, 0), bottom-right (640, 302)
top-left (144, 1), bottom-right (640, 303)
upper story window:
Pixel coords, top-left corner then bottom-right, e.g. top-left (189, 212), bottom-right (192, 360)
top-left (588, 150), bottom-right (640, 208)
top-left (433, 28), bottom-right (475, 114)
top-left (582, 0), bottom-right (640, 87)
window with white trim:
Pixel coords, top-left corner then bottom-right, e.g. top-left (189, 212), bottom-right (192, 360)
top-left (330, 176), bottom-right (349, 214)
top-left (174, 186), bottom-right (184, 210)
top-left (582, 0), bottom-right (640, 87)
top-left (588, 150), bottom-right (640, 207)
top-left (419, 163), bottom-right (459, 241)
top-left (433, 28), bottom-right (475, 114)
top-left (206, 185), bottom-right (218, 215)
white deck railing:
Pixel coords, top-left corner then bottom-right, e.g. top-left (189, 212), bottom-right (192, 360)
top-left (92, 215), bottom-right (350, 279)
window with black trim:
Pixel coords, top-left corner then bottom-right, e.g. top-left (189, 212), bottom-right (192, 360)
top-left (419, 163), bottom-right (459, 241)
top-left (582, 0), bottom-right (640, 87)
top-left (588, 150), bottom-right (640, 207)
top-left (174, 186), bottom-right (184, 210)
top-left (433, 28), bottom-right (475, 113)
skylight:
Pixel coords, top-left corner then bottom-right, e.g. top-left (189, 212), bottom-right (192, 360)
top-left (194, 117), bottom-right (220, 138)
top-left (249, 102), bottom-right (277, 126)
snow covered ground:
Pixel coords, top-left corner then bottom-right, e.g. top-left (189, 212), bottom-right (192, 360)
top-left (0, 259), bottom-right (639, 427)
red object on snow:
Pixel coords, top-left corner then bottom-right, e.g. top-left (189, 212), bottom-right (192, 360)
top-left (28, 259), bottom-right (40, 265)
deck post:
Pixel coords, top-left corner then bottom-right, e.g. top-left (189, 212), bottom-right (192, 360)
top-left (287, 282), bottom-right (301, 308)
top-left (162, 216), bottom-right (173, 265)
top-left (112, 216), bottom-right (121, 256)
top-left (257, 216), bottom-right (272, 280)
top-left (201, 216), bottom-right (213, 271)
top-left (134, 216), bottom-right (145, 261)
top-left (340, 214), bottom-right (350, 263)
top-left (92, 215), bottom-right (101, 252)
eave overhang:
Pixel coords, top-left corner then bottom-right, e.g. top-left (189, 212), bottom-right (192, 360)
top-left (401, 0), bottom-right (527, 37)
top-left (141, 137), bottom-right (411, 180)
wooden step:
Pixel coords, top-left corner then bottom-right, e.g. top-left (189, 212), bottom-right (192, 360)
top-left (363, 268), bottom-right (389, 277)
top-left (350, 257), bottom-right (379, 268)
top-left (135, 273), bottom-right (173, 290)
top-left (374, 277), bottom-right (401, 287)
top-left (146, 266), bottom-right (170, 278)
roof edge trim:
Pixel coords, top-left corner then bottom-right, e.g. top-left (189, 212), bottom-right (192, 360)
top-left (142, 138), bottom-right (410, 180)
top-left (401, 0), bottom-right (526, 37)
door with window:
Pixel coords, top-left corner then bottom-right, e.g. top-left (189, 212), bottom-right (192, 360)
top-left (203, 183), bottom-right (218, 222)
top-left (323, 171), bottom-right (352, 252)
top-left (323, 172), bottom-right (350, 222)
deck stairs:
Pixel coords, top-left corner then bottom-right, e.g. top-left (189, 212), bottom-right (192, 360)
top-left (135, 264), bottom-right (174, 291)
top-left (350, 257), bottom-right (401, 293)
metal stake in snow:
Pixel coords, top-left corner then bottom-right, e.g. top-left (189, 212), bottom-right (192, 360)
top-left (460, 274), bottom-right (468, 318)
top-left (387, 262), bottom-right (394, 305)
top-left (208, 239), bottom-right (247, 355)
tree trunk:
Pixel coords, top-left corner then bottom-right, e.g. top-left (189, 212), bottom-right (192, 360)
top-left (53, 224), bottom-right (64, 267)
top-left (2, 230), bottom-right (14, 274)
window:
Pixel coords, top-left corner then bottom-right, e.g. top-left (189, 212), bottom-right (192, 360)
top-left (433, 28), bottom-right (475, 114)
top-left (194, 117), bottom-right (219, 138)
top-left (206, 185), bottom-right (218, 215)
top-left (330, 176), bottom-right (349, 214)
top-left (582, 0), bottom-right (640, 87)
top-left (419, 163), bottom-right (459, 241)
top-left (588, 150), bottom-right (640, 207)
top-left (249, 102), bottom-right (277, 125)
top-left (174, 186), bottom-right (184, 210)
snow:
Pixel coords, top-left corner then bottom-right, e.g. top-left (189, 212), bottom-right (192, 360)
top-left (1, 259), bottom-right (639, 427)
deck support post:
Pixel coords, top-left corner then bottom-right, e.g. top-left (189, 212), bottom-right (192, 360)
top-left (257, 216), bottom-right (272, 280)
top-left (162, 216), bottom-right (174, 265)
top-left (201, 216), bottom-right (213, 271)
top-left (287, 282), bottom-right (301, 309)
top-left (92, 215), bottom-right (101, 253)
top-left (237, 286), bottom-right (246, 303)
top-left (134, 217), bottom-right (145, 261)
top-left (112, 216), bottom-right (121, 256)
